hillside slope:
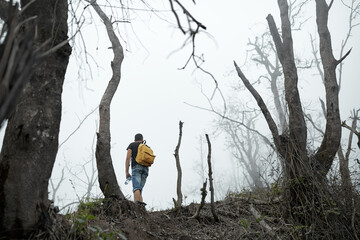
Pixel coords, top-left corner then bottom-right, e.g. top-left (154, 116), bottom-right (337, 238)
top-left (46, 194), bottom-right (332, 240)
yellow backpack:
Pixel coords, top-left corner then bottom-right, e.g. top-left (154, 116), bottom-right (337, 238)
top-left (135, 141), bottom-right (155, 167)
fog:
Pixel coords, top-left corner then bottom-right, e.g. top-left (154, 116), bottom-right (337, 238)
top-left (1, 0), bottom-right (359, 212)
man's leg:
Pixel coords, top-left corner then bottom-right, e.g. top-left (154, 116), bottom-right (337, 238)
top-left (132, 165), bottom-right (143, 203)
top-left (134, 189), bottom-right (143, 202)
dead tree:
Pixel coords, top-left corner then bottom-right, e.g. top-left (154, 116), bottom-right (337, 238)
top-left (219, 113), bottom-right (265, 189)
top-left (190, 179), bottom-right (207, 219)
top-left (234, 0), bottom-right (350, 227)
top-left (205, 134), bottom-right (219, 222)
top-left (88, 0), bottom-right (124, 199)
top-left (309, 1), bottom-right (359, 221)
top-left (173, 121), bottom-right (184, 210)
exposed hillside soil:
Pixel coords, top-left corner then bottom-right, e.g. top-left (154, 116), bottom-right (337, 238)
top-left (42, 193), bottom-right (358, 240)
top-left (49, 195), bottom-right (295, 240)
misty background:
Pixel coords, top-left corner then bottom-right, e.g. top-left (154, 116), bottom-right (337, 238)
top-left (1, 0), bottom-right (359, 212)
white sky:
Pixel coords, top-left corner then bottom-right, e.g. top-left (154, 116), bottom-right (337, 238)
top-left (1, 0), bottom-right (360, 211)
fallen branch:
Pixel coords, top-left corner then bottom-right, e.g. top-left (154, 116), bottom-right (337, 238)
top-left (249, 204), bottom-right (280, 239)
top-left (227, 196), bottom-right (281, 205)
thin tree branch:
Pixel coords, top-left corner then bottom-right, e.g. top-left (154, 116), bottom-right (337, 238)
top-left (337, 48), bottom-right (352, 65)
top-left (305, 114), bottom-right (324, 135)
top-left (342, 121), bottom-right (360, 149)
top-left (184, 101), bottom-right (275, 151)
top-left (233, 61), bottom-right (281, 154)
top-left (58, 107), bottom-right (98, 150)
top-left (49, 168), bottom-right (66, 203)
top-left (266, 14), bottom-right (284, 64)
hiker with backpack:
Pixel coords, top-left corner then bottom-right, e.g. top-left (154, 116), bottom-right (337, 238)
top-left (125, 133), bottom-right (155, 205)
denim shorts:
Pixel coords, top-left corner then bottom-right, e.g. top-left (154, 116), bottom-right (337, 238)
top-left (132, 164), bottom-right (149, 194)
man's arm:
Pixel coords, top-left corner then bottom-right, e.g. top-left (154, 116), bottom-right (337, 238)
top-left (125, 149), bottom-right (132, 178)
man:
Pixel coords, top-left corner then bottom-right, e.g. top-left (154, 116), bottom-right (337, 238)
top-left (125, 133), bottom-right (148, 205)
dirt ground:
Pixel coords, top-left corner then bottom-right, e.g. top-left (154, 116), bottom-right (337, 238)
top-left (54, 195), bottom-right (294, 240)
top-left (44, 191), bottom-right (360, 240)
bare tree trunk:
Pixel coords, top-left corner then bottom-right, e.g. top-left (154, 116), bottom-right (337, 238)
top-left (267, 0), bottom-right (308, 169)
top-left (173, 121), bottom-right (183, 209)
top-left (313, 0), bottom-right (345, 174)
top-left (0, 0), bottom-right (71, 237)
top-left (338, 147), bottom-right (353, 213)
top-left (235, 0), bottom-right (347, 228)
top-left (338, 109), bottom-right (359, 214)
top-left (310, 1), bottom-right (359, 219)
top-left (190, 179), bottom-right (207, 219)
top-left (205, 134), bottom-right (219, 222)
top-left (89, 1), bottom-right (124, 199)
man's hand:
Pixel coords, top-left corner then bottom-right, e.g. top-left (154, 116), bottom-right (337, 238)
top-left (125, 149), bottom-right (132, 179)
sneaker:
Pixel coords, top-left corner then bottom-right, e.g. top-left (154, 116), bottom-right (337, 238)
top-left (135, 201), bottom-right (147, 206)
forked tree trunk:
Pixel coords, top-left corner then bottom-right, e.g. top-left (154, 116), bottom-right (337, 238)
top-left (313, 0), bottom-right (343, 173)
top-left (90, 1), bottom-right (124, 199)
top-left (235, 0), bottom-right (344, 226)
top-left (267, 0), bottom-right (308, 177)
top-left (0, 0), bottom-right (71, 237)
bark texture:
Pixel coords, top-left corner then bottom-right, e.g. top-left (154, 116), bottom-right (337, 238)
top-left (0, 1), bottom-right (42, 127)
top-left (0, 0), bottom-right (71, 237)
top-left (90, 0), bottom-right (124, 199)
